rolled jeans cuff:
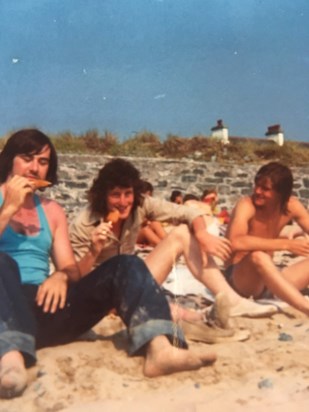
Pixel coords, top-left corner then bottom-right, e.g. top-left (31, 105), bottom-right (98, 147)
top-left (0, 331), bottom-right (36, 366)
top-left (128, 319), bottom-right (188, 355)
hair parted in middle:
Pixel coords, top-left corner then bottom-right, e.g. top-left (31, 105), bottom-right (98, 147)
top-left (254, 161), bottom-right (293, 213)
top-left (88, 158), bottom-right (143, 216)
top-left (0, 128), bottom-right (58, 185)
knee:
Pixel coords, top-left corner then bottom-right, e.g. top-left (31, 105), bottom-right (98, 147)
top-left (249, 251), bottom-right (270, 268)
top-left (167, 224), bottom-right (191, 245)
top-left (117, 254), bottom-right (155, 284)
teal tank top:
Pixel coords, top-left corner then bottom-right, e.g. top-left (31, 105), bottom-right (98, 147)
top-left (0, 192), bottom-right (52, 285)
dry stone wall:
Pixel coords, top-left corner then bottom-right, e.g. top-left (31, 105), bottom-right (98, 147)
top-left (46, 154), bottom-right (309, 222)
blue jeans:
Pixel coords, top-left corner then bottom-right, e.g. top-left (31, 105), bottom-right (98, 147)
top-left (0, 253), bottom-right (186, 367)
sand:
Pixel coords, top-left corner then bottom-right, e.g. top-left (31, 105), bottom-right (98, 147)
top-left (0, 251), bottom-right (308, 412)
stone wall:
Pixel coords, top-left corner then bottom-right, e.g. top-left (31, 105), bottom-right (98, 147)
top-left (46, 154), bottom-right (309, 221)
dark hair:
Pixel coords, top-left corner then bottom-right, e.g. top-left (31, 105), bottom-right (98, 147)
top-left (201, 187), bottom-right (217, 199)
top-left (254, 162), bottom-right (293, 213)
top-left (170, 190), bottom-right (182, 202)
top-left (88, 158), bottom-right (143, 216)
top-left (183, 193), bottom-right (199, 202)
top-left (0, 129), bottom-right (58, 185)
top-left (140, 180), bottom-right (154, 195)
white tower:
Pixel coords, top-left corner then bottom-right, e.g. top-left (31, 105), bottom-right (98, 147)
top-left (265, 124), bottom-right (284, 146)
top-left (210, 119), bottom-right (229, 144)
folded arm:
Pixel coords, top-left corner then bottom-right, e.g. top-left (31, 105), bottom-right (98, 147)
top-left (227, 197), bottom-right (309, 256)
top-left (192, 215), bottom-right (232, 262)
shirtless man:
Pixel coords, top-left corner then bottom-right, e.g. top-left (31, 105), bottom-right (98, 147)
top-left (225, 161), bottom-right (309, 316)
top-left (0, 129), bottom-right (216, 399)
top-left (70, 158), bottom-right (277, 320)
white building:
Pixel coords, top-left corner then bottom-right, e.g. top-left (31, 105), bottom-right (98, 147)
top-left (210, 119), bottom-right (229, 144)
top-left (265, 124), bottom-right (284, 146)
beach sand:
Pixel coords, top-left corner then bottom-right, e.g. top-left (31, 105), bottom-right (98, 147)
top-left (1, 251), bottom-right (308, 412)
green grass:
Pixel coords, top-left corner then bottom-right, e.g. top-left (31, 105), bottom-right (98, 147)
top-left (0, 129), bottom-right (308, 166)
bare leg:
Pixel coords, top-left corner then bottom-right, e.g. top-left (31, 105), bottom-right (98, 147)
top-left (232, 252), bottom-right (309, 316)
top-left (0, 351), bottom-right (27, 399)
top-left (145, 225), bottom-right (278, 317)
top-left (146, 225), bottom-right (247, 304)
top-left (149, 221), bottom-right (167, 240)
top-left (143, 335), bottom-right (216, 377)
top-left (137, 226), bottom-right (163, 247)
top-left (281, 257), bottom-right (309, 289)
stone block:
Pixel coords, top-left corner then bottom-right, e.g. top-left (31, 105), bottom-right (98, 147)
top-left (182, 175), bottom-right (197, 183)
top-left (303, 178), bottom-right (309, 188)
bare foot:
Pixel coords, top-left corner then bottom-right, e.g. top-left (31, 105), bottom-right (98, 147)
top-left (0, 351), bottom-right (27, 399)
top-left (143, 335), bottom-right (216, 378)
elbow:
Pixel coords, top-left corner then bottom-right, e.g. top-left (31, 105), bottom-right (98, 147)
top-left (230, 237), bottom-right (243, 252)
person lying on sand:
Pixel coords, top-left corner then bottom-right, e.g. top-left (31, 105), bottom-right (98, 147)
top-left (0, 130), bottom-right (216, 400)
top-left (225, 161), bottom-right (309, 316)
top-left (69, 158), bottom-right (278, 324)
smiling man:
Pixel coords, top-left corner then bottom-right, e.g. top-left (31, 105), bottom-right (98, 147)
top-left (0, 129), bottom-right (218, 400)
top-left (225, 161), bottom-right (309, 316)
top-left (70, 158), bottom-right (278, 323)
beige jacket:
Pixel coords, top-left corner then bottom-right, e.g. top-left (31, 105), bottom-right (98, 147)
top-left (69, 195), bottom-right (204, 268)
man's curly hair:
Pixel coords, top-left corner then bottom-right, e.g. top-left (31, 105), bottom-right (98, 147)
top-left (88, 158), bottom-right (143, 217)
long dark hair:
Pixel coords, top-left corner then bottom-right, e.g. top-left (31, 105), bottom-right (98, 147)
top-left (254, 162), bottom-right (293, 213)
top-left (88, 158), bottom-right (143, 217)
top-left (0, 129), bottom-right (58, 185)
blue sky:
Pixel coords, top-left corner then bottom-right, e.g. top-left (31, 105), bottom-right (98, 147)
top-left (1, 0), bottom-right (308, 142)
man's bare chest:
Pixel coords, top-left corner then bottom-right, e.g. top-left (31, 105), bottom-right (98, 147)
top-left (10, 208), bottom-right (40, 236)
top-left (249, 212), bottom-right (291, 238)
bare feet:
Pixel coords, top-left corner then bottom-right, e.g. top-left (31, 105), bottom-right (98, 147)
top-left (143, 335), bottom-right (216, 378)
top-left (0, 351), bottom-right (27, 399)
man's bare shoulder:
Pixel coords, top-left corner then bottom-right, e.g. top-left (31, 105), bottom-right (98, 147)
top-left (235, 196), bottom-right (256, 212)
top-left (40, 197), bottom-right (67, 224)
top-left (287, 196), bottom-right (308, 217)
top-left (288, 195), bottom-right (304, 208)
top-left (38, 197), bottom-right (67, 234)
top-left (40, 197), bottom-right (64, 212)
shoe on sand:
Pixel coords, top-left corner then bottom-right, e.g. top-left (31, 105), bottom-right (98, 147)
top-left (0, 366), bottom-right (28, 399)
top-left (203, 292), bottom-right (231, 329)
top-left (180, 319), bottom-right (250, 344)
top-left (230, 298), bottom-right (278, 318)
